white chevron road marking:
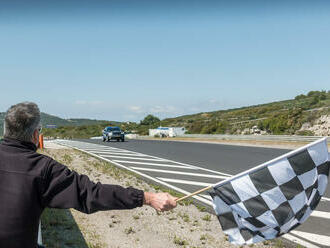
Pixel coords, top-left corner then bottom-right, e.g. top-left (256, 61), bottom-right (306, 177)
top-left (310, 210), bottom-right (330, 220)
top-left (92, 151), bottom-right (149, 157)
top-left (321, 196), bottom-right (330, 202)
top-left (290, 230), bottom-right (330, 247)
top-left (283, 233), bottom-right (320, 248)
top-left (200, 194), bottom-right (213, 200)
top-left (113, 160), bottom-right (196, 169)
top-left (157, 177), bottom-right (212, 187)
top-left (102, 155), bottom-right (165, 161)
top-left (130, 167), bottom-right (228, 179)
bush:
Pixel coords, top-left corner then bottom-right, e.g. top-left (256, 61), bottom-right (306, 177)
top-left (295, 94), bottom-right (306, 100)
top-left (296, 130), bottom-right (314, 136)
top-left (140, 115), bottom-right (160, 126)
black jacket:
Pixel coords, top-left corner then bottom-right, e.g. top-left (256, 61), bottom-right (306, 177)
top-left (0, 138), bottom-right (144, 248)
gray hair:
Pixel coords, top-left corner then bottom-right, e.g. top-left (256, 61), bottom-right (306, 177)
top-left (4, 102), bottom-right (41, 142)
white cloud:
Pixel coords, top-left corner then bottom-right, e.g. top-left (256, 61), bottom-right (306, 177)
top-left (90, 100), bottom-right (103, 105)
top-left (125, 104), bottom-right (184, 120)
top-left (184, 98), bottom-right (229, 114)
top-left (75, 100), bottom-right (87, 105)
top-left (188, 107), bottom-right (201, 112)
top-left (74, 100), bottom-right (103, 106)
top-left (149, 105), bottom-right (179, 114)
top-left (208, 98), bottom-right (219, 104)
top-left (127, 105), bottom-right (144, 113)
top-left (122, 114), bottom-right (139, 121)
top-left (71, 98), bottom-right (231, 122)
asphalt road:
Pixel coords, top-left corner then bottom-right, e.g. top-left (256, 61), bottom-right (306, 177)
top-left (61, 138), bottom-right (330, 248)
top-left (80, 139), bottom-right (291, 175)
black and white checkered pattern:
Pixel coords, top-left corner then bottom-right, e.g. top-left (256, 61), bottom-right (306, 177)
top-left (209, 138), bottom-right (329, 245)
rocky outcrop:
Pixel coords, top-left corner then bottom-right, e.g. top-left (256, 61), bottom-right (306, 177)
top-left (299, 115), bottom-right (330, 136)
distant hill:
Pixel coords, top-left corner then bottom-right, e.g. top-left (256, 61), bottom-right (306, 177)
top-left (0, 112), bottom-right (119, 136)
top-left (40, 112), bottom-right (73, 127)
top-left (1, 90), bottom-right (329, 138)
top-left (65, 118), bottom-right (121, 126)
top-left (40, 113), bottom-right (119, 127)
top-left (158, 90), bottom-right (330, 136)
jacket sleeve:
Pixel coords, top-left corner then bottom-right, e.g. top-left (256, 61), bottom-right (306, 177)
top-left (41, 159), bottom-right (144, 213)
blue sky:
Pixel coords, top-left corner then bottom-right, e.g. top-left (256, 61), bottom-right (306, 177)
top-left (1, 0), bottom-right (329, 122)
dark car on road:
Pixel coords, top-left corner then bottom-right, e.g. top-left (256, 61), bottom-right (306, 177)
top-left (102, 126), bottom-right (125, 142)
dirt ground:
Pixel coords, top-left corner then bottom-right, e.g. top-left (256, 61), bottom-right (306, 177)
top-left (40, 144), bottom-right (293, 248)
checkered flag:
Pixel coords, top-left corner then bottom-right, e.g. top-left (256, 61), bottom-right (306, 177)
top-left (209, 138), bottom-right (329, 245)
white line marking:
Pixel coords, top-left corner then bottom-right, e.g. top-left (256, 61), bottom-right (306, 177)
top-left (283, 233), bottom-right (320, 248)
top-left (75, 145), bottom-right (110, 148)
top-left (86, 147), bottom-right (123, 150)
top-left (200, 194), bottom-right (213, 200)
top-left (84, 149), bottom-right (156, 157)
top-left (74, 146), bottom-right (120, 150)
top-left (57, 140), bottom-right (231, 176)
top-left (290, 230), bottom-right (330, 247)
top-left (311, 210), bottom-right (330, 220)
top-left (80, 146), bottom-right (114, 148)
top-left (102, 155), bottom-right (165, 161)
top-left (92, 151), bottom-right (149, 157)
top-left (154, 159), bottom-right (232, 177)
top-left (56, 141), bottom-right (213, 205)
top-left (130, 167), bottom-right (229, 179)
top-left (85, 149), bottom-right (127, 152)
top-left (113, 160), bottom-right (196, 169)
top-left (84, 146), bottom-right (172, 160)
top-left (157, 177), bottom-right (212, 187)
top-left (82, 141), bottom-right (232, 175)
top-left (321, 196), bottom-right (330, 202)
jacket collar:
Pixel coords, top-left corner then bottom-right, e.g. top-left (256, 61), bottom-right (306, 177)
top-left (1, 138), bottom-right (37, 152)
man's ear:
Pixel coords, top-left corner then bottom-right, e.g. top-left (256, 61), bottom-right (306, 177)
top-left (32, 129), bottom-right (39, 146)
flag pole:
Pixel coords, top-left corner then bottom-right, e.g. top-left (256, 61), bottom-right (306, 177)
top-left (176, 185), bottom-right (213, 202)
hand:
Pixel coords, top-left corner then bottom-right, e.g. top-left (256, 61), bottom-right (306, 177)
top-left (143, 192), bottom-right (178, 211)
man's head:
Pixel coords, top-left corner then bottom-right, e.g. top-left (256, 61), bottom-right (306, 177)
top-left (4, 102), bottom-right (41, 144)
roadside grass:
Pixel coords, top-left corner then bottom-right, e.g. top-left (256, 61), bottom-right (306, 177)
top-left (124, 227), bottom-right (135, 235)
top-left (62, 154), bottom-right (73, 164)
top-left (173, 235), bottom-right (189, 246)
top-left (202, 214), bottom-right (211, 222)
top-left (41, 207), bottom-right (106, 248)
top-left (41, 208), bottom-right (89, 248)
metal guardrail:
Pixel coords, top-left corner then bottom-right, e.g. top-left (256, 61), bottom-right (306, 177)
top-left (177, 134), bottom-right (327, 142)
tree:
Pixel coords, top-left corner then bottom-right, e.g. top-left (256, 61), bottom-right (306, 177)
top-left (295, 94), bottom-right (306, 100)
top-left (216, 121), bottom-right (229, 134)
top-left (319, 91), bottom-right (327, 100)
top-left (140, 115), bottom-right (160, 126)
top-left (307, 91), bottom-right (320, 97)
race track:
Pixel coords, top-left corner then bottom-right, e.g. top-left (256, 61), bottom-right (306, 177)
top-left (56, 138), bottom-right (330, 248)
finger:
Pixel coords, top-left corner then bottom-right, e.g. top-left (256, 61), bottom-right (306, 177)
top-left (169, 195), bottom-right (178, 201)
top-left (169, 198), bottom-right (177, 205)
top-left (161, 206), bottom-right (170, 212)
top-left (166, 204), bottom-right (176, 211)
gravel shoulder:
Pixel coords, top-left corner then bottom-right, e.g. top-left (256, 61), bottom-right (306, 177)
top-left (40, 145), bottom-right (292, 248)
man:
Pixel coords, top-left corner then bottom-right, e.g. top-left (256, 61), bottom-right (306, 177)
top-left (0, 102), bottom-right (177, 248)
